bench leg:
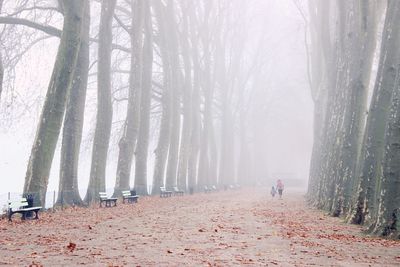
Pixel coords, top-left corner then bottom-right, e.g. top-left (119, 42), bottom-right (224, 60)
top-left (34, 210), bottom-right (39, 220)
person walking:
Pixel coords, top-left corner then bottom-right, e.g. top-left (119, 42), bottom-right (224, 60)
top-left (276, 179), bottom-right (284, 199)
top-left (270, 186), bottom-right (277, 198)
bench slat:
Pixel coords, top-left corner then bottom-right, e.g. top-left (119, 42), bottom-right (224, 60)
top-left (17, 207), bottom-right (42, 212)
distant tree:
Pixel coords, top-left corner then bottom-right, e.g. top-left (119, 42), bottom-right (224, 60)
top-left (151, 0), bottom-right (172, 194)
top-left (165, 0), bottom-right (182, 190)
top-left (113, 0), bottom-right (145, 197)
top-left (134, 0), bottom-right (153, 195)
top-left (176, 1), bottom-right (193, 191)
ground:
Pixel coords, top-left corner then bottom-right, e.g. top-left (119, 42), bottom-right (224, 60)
top-left (0, 188), bottom-right (399, 266)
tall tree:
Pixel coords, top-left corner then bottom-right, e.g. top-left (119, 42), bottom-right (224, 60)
top-left (0, 0), bottom-right (4, 100)
top-left (23, 0), bottom-right (85, 206)
top-left (57, 1), bottom-right (91, 206)
top-left (134, 0), bottom-right (153, 195)
top-left (165, 0), bottom-right (182, 190)
top-left (330, 0), bottom-right (380, 216)
top-left (187, 5), bottom-right (201, 192)
top-left (114, 0), bottom-right (145, 196)
top-left (151, 0), bottom-right (172, 194)
top-left (351, 0), bottom-right (399, 225)
top-left (85, 0), bottom-right (116, 203)
top-left (176, 2), bottom-right (193, 191)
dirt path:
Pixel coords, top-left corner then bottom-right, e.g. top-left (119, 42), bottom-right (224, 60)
top-left (0, 188), bottom-right (399, 266)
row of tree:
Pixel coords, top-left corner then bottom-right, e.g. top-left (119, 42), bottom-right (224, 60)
top-left (307, 0), bottom-right (400, 238)
top-left (0, 1), bottom-right (270, 207)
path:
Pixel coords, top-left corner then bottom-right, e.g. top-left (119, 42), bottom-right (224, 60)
top-left (0, 188), bottom-right (399, 266)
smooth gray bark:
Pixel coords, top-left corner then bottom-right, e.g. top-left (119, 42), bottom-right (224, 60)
top-left (57, 1), bottom-right (90, 206)
top-left (151, 0), bottom-right (172, 194)
top-left (114, 0), bottom-right (145, 196)
top-left (85, 0), bottom-right (116, 203)
top-left (176, 3), bottom-right (193, 191)
top-left (23, 0), bottom-right (85, 206)
top-left (134, 1), bottom-right (153, 195)
top-left (165, 0), bottom-right (182, 190)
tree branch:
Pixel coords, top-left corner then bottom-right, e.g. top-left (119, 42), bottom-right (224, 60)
top-left (0, 16), bottom-right (61, 36)
top-left (0, 16), bottom-right (131, 53)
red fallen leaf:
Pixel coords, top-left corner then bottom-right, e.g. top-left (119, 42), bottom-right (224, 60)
top-left (67, 242), bottom-right (77, 252)
top-left (29, 262), bottom-right (43, 267)
top-left (167, 250), bottom-right (173, 254)
top-left (198, 228), bottom-right (205, 232)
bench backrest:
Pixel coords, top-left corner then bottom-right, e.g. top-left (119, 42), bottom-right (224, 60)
top-left (8, 198), bottom-right (28, 211)
top-left (122, 190), bottom-right (131, 197)
top-left (99, 192), bottom-right (108, 200)
top-left (173, 187), bottom-right (179, 191)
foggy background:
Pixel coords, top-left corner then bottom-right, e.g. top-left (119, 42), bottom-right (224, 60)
top-left (0, 0), bottom-right (312, 197)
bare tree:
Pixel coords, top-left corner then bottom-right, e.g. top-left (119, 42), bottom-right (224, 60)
top-left (57, 1), bottom-right (90, 206)
top-left (23, 0), bottom-right (85, 206)
top-left (134, 0), bottom-right (153, 195)
top-left (85, 0), bottom-right (117, 203)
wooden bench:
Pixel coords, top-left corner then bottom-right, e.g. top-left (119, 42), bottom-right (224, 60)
top-left (99, 192), bottom-right (117, 207)
top-left (8, 198), bottom-right (42, 222)
top-left (173, 187), bottom-right (184, 196)
top-left (122, 190), bottom-right (139, 204)
top-left (160, 187), bottom-right (172, 198)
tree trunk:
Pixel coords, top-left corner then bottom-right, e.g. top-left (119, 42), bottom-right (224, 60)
top-left (134, 1), bottom-right (153, 196)
top-left (57, 1), bottom-right (90, 206)
top-left (85, 0), bottom-right (116, 203)
top-left (371, 16), bottom-right (400, 234)
top-left (23, 0), bottom-right (85, 207)
top-left (371, 95), bottom-right (400, 237)
top-left (351, 0), bottom-right (400, 225)
top-left (0, 55), bottom-right (3, 100)
top-left (0, 0), bottom-right (4, 100)
top-left (187, 8), bottom-right (201, 192)
top-left (151, 1), bottom-right (172, 195)
top-left (165, 0), bottom-right (181, 190)
top-left (330, 0), bottom-right (379, 216)
top-left (114, 0), bottom-right (145, 197)
top-left (176, 3), bottom-right (193, 191)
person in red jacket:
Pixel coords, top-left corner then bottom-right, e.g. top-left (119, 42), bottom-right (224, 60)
top-left (276, 179), bottom-right (284, 199)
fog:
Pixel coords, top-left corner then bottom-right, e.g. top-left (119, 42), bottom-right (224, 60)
top-left (0, 0), bottom-right (312, 200)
